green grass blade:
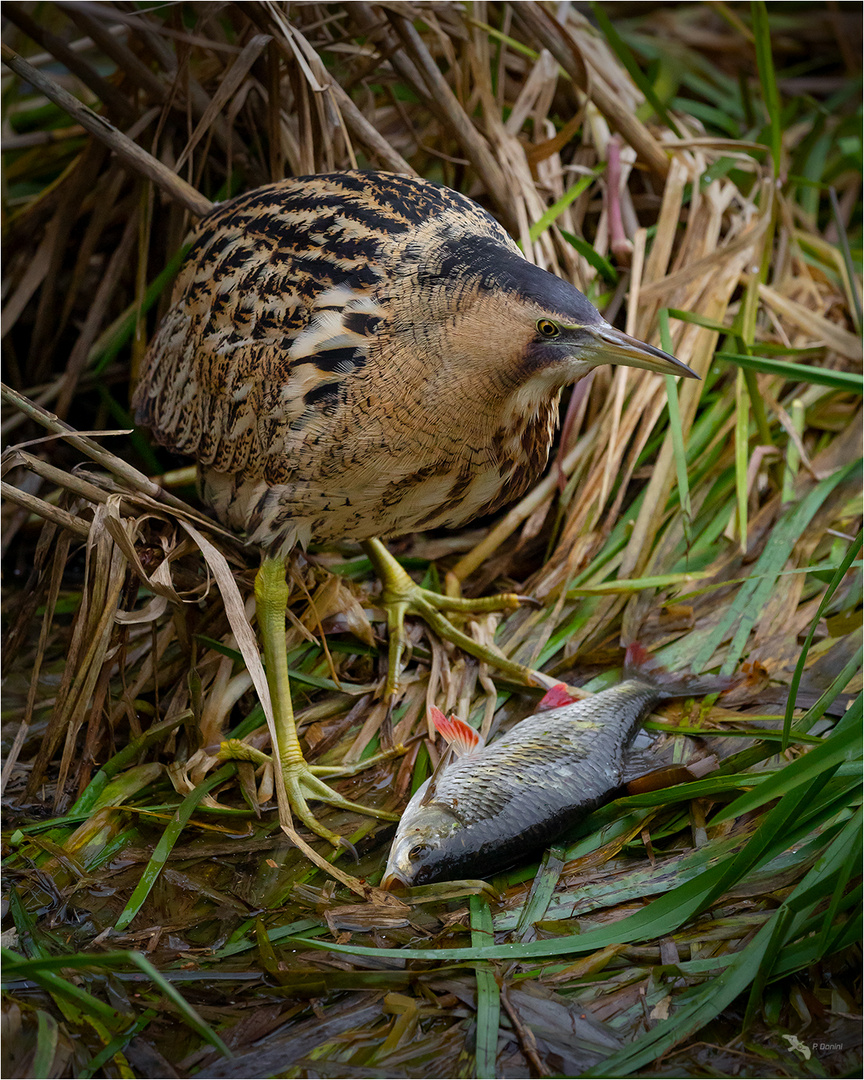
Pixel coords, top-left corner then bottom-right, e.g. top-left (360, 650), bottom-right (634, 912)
top-left (130, 952), bottom-right (232, 1058)
top-left (68, 714), bottom-right (189, 816)
top-left (751, 0), bottom-right (782, 175)
top-left (33, 1009), bottom-right (60, 1079)
top-left (2, 949), bottom-right (127, 1024)
top-left (783, 530), bottom-right (863, 746)
top-left (750, 809), bottom-right (862, 1016)
top-left (717, 351), bottom-right (864, 392)
top-left (829, 186), bottom-right (863, 332)
top-left (794, 658), bottom-right (864, 735)
top-left (692, 459), bottom-right (860, 671)
top-left (568, 560), bottom-right (861, 601)
top-left (814, 810), bottom-right (862, 956)
top-left (668, 309), bottom-right (729, 333)
top-left (214, 917), bottom-right (323, 958)
top-left (589, 3), bottom-right (682, 137)
top-left (660, 309), bottom-right (692, 545)
top-left (712, 696), bottom-right (861, 824)
top-left (685, 767), bottom-right (848, 919)
top-left (781, 397), bottom-right (804, 502)
top-left (3, 949), bottom-right (231, 1059)
top-left (469, 17), bottom-right (539, 61)
top-left (470, 894), bottom-right (500, 1080)
top-left (569, 570), bottom-right (708, 595)
top-left (515, 846), bottom-right (566, 939)
top-left (195, 634), bottom-right (367, 691)
top-left (7, 888), bottom-right (51, 959)
top-left (115, 762), bottom-right (237, 931)
top-left (585, 807), bottom-right (860, 1077)
top-left (528, 167), bottom-right (604, 244)
top-left (560, 229), bottom-right (618, 284)
top-left (79, 1010), bottom-right (157, 1080)
top-left (742, 905), bottom-right (795, 1030)
top-left (733, 367), bottom-right (748, 552)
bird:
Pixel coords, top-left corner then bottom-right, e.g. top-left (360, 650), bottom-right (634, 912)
top-left (133, 170), bottom-right (697, 847)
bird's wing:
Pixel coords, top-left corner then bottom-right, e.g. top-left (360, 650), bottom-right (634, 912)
top-left (133, 173), bottom-right (516, 478)
top-left (132, 180), bottom-right (391, 477)
top-left (134, 264), bottom-right (382, 479)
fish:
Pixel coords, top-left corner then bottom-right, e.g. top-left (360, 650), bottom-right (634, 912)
top-left (381, 644), bottom-right (732, 888)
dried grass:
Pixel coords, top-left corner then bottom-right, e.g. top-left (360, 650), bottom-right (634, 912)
top-left (2, 3), bottom-right (861, 1079)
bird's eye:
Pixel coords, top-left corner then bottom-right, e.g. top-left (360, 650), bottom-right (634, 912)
top-left (537, 319), bottom-right (559, 338)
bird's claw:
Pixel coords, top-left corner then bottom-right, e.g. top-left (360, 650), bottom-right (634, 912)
top-left (283, 760), bottom-right (399, 849)
top-left (360, 540), bottom-right (547, 698)
top-left (217, 739), bottom-right (401, 849)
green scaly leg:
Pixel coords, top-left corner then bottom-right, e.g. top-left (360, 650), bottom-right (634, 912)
top-left (221, 556), bottom-right (399, 849)
top-left (361, 538), bottom-right (546, 699)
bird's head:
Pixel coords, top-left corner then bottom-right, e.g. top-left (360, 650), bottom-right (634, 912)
top-left (394, 233), bottom-right (697, 408)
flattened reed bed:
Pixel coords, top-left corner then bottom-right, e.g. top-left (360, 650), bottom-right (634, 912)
top-left (2, 3), bottom-right (861, 1078)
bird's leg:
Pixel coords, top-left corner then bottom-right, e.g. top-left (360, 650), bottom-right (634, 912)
top-left (244, 555), bottom-right (399, 848)
top-left (361, 538), bottom-right (546, 699)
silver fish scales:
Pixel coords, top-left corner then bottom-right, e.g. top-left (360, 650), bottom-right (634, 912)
top-left (382, 649), bottom-right (728, 888)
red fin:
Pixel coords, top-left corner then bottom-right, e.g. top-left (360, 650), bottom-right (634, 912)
top-left (433, 710), bottom-right (484, 757)
top-left (623, 642), bottom-right (670, 685)
top-left (428, 705), bottom-right (448, 730)
top-left (624, 642), bottom-right (654, 672)
top-left (537, 683), bottom-right (578, 711)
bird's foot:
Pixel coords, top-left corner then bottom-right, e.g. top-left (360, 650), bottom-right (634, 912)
top-left (280, 758), bottom-right (400, 849)
top-left (219, 738), bottom-right (401, 848)
top-left (361, 538), bottom-right (547, 699)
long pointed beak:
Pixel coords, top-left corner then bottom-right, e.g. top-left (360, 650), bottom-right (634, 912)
top-left (582, 323), bottom-right (699, 379)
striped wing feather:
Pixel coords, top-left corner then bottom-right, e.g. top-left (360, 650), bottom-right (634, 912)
top-left (135, 179), bottom-right (386, 477)
top-left (133, 172), bottom-right (509, 480)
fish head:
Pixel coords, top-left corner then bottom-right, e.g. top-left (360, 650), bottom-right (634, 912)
top-left (380, 781), bottom-right (465, 889)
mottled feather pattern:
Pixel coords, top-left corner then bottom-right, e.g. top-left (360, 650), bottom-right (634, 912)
top-left (135, 171), bottom-right (576, 553)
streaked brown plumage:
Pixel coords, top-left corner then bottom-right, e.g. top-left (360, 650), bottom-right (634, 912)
top-left (135, 171), bottom-right (692, 555)
top-left (134, 170), bottom-right (696, 846)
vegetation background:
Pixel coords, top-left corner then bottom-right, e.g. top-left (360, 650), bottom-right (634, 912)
top-left (1, 2), bottom-right (861, 1078)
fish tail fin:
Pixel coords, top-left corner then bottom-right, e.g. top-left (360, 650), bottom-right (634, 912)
top-left (623, 642), bottom-right (738, 699)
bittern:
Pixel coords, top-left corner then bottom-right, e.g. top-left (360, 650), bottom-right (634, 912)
top-left (134, 171), bottom-right (696, 846)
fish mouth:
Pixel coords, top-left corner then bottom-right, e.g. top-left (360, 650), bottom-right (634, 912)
top-left (581, 324), bottom-right (699, 379)
top-left (380, 868), bottom-right (408, 892)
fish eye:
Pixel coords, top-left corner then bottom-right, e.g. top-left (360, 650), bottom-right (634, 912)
top-left (408, 843), bottom-right (428, 861)
top-left (536, 319), bottom-right (559, 338)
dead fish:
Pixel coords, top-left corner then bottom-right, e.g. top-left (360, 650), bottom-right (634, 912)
top-left (381, 644), bottom-right (732, 888)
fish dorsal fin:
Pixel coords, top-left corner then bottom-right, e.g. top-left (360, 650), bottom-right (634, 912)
top-left (431, 708), bottom-right (485, 757)
top-left (419, 749), bottom-right (451, 806)
top-left (537, 683), bottom-right (577, 711)
top-left (624, 642), bottom-right (653, 672)
top-left (418, 766), bottom-right (439, 806)
top-left (418, 709), bottom-right (484, 807)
